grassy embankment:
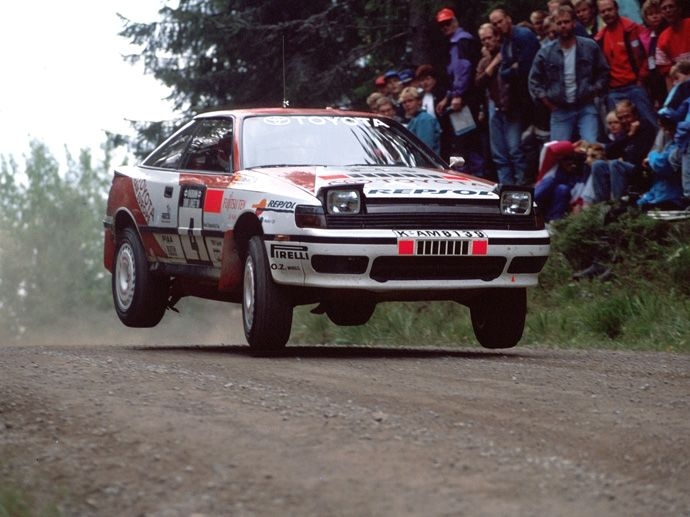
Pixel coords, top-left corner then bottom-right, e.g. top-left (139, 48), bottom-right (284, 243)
top-left (291, 205), bottom-right (690, 353)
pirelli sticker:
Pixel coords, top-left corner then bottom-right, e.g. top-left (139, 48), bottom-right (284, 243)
top-left (395, 230), bottom-right (488, 256)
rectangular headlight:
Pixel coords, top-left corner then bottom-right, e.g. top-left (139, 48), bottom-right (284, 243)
top-left (500, 189), bottom-right (532, 216)
top-left (326, 189), bottom-right (361, 215)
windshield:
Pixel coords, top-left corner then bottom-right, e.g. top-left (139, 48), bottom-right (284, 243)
top-left (241, 115), bottom-right (443, 170)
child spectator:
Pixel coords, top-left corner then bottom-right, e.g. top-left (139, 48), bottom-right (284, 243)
top-left (399, 86), bottom-right (442, 154)
top-left (604, 110), bottom-right (625, 141)
top-left (637, 116), bottom-right (684, 209)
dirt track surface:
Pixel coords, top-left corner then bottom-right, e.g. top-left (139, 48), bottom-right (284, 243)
top-left (1, 344), bottom-right (689, 516)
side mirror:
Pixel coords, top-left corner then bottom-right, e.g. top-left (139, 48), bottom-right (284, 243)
top-left (449, 156), bottom-right (465, 169)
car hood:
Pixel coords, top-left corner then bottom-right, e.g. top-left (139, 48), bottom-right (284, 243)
top-left (244, 166), bottom-right (499, 201)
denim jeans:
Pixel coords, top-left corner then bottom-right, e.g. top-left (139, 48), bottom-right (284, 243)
top-left (489, 105), bottom-right (527, 185)
top-left (606, 84), bottom-right (658, 131)
top-left (591, 159), bottom-right (635, 202)
top-left (550, 102), bottom-right (600, 143)
top-left (680, 146), bottom-right (690, 199)
top-left (534, 175), bottom-right (572, 221)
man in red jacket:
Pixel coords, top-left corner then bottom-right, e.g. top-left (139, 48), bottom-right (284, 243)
top-left (595, 0), bottom-right (658, 129)
top-left (656, 0), bottom-right (690, 88)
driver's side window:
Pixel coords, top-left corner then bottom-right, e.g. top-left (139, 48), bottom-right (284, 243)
top-left (182, 118), bottom-right (234, 173)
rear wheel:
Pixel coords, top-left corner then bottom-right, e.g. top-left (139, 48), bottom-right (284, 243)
top-left (112, 227), bottom-right (169, 327)
top-left (242, 236), bottom-right (293, 354)
top-left (470, 288), bottom-right (526, 349)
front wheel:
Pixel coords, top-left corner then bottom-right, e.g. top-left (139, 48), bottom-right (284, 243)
top-left (112, 227), bottom-right (169, 327)
top-left (242, 236), bottom-right (293, 354)
top-left (470, 288), bottom-right (526, 349)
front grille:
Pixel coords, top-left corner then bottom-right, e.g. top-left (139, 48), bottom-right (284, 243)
top-left (325, 201), bottom-right (540, 230)
top-left (370, 256), bottom-right (506, 282)
top-left (414, 239), bottom-right (479, 256)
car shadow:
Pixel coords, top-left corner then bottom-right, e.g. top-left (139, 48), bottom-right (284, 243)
top-left (131, 343), bottom-right (550, 361)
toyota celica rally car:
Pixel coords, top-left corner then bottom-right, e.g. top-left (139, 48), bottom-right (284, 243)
top-left (103, 108), bottom-right (550, 353)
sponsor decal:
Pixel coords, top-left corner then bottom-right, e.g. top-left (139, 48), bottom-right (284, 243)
top-left (253, 198), bottom-right (297, 216)
top-left (472, 240), bottom-right (488, 255)
top-left (160, 204), bottom-right (172, 224)
top-left (204, 189), bottom-right (224, 213)
top-left (267, 200), bottom-right (297, 211)
top-left (281, 170), bottom-right (316, 190)
top-left (132, 178), bottom-right (155, 223)
top-left (398, 240), bottom-right (415, 255)
top-left (321, 173), bottom-right (350, 181)
top-left (181, 186), bottom-right (203, 208)
top-left (223, 195), bottom-right (247, 211)
top-left (160, 233), bottom-right (183, 258)
top-left (270, 244), bottom-right (309, 260)
top-left (369, 188), bottom-right (493, 195)
top-left (270, 263), bottom-right (302, 272)
top-left (262, 116), bottom-right (389, 128)
top-left (253, 199), bottom-right (268, 216)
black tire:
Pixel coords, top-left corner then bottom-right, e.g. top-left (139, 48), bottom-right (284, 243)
top-left (326, 300), bottom-right (376, 326)
top-left (112, 227), bottom-right (169, 327)
top-left (470, 288), bottom-right (526, 349)
top-left (242, 236), bottom-right (293, 354)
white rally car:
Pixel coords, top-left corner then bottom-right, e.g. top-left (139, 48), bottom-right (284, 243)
top-left (103, 108), bottom-right (550, 353)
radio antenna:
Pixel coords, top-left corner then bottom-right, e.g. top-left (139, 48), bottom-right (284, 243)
top-left (282, 35), bottom-right (289, 108)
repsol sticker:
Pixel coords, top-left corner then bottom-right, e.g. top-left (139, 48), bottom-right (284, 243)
top-left (267, 200), bottom-right (297, 210)
top-left (368, 188), bottom-right (493, 195)
top-left (253, 198), bottom-right (297, 216)
top-left (270, 244), bottom-right (309, 260)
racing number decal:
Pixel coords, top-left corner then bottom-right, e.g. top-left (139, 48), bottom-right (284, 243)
top-left (178, 185), bottom-right (211, 264)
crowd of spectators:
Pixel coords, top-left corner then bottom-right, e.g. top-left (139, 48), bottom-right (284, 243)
top-left (365, 0), bottom-right (690, 222)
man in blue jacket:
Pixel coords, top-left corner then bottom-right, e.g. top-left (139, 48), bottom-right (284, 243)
top-left (529, 5), bottom-right (610, 143)
top-left (489, 8), bottom-right (541, 185)
top-left (435, 7), bottom-right (485, 176)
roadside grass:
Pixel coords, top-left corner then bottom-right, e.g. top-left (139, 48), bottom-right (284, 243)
top-left (0, 484), bottom-right (61, 517)
top-left (292, 207), bottom-right (690, 353)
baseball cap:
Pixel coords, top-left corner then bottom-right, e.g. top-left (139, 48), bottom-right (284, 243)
top-left (436, 8), bottom-right (455, 23)
top-left (399, 69), bottom-right (414, 84)
top-left (384, 70), bottom-right (400, 81)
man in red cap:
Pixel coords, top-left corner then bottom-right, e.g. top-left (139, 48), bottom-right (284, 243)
top-left (434, 7), bottom-right (485, 176)
top-left (374, 75), bottom-right (387, 95)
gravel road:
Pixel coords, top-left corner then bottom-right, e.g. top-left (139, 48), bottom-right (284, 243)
top-left (1, 343), bottom-right (689, 516)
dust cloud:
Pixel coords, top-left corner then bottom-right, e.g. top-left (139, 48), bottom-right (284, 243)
top-left (2, 300), bottom-right (247, 347)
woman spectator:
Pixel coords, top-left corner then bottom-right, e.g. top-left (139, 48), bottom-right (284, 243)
top-left (640, 0), bottom-right (669, 108)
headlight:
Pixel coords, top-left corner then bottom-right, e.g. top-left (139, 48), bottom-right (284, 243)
top-left (500, 189), bottom-right (532, 216)
top-left (326, 189), bottom-right (361, 215)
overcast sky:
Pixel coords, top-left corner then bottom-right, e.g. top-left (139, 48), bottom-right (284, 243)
top-left (0, 1), bottom-right (177, 164)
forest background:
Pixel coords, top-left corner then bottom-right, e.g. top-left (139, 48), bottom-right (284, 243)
top-left (1, 0), bottom-right (689, 350)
